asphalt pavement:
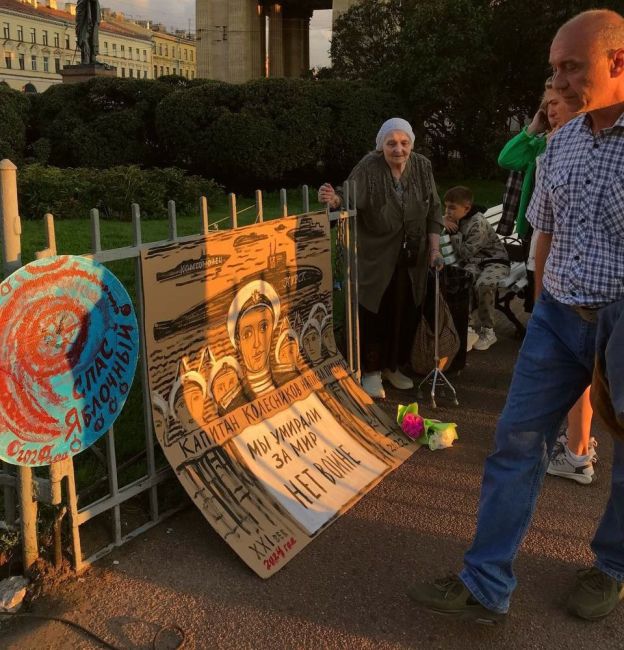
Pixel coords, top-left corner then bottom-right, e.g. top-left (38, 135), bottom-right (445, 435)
top-left (2, 308), bottom-right (623, 650)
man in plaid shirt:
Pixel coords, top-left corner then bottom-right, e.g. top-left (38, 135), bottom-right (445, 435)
top-left (409, 9), bottom-right (624, 623)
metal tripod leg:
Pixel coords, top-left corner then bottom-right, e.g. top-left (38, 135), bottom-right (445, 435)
top-left (416, 268), bottom-right (459, 408)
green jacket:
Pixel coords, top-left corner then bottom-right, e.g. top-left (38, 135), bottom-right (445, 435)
top-left (497, 128), bottom-right (547, 236)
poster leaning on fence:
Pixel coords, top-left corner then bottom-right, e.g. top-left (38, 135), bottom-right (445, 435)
top-left (140, 211), bottom-right (419, 577)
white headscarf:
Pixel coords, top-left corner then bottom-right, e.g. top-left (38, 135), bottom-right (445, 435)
top-left (375, 117), bottom-right (415, 152)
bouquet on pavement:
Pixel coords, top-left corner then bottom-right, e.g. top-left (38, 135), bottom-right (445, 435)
top-left (397, 402), bottom-right (458, 451)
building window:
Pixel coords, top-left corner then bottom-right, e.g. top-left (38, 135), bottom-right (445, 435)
top-left (42, 31), bottom-right (48, 46)
top-left (153, 65), bottom-right (157, 77)
top-left (121, 67), bottom-right (125, 77)
top-left (17, 26), bottom-right (23, 42)
top-left (190, 50), bottom-right (193, 62)
top-left (54, 58), bottom-right (60, 73)
top-left (159, 65), bottom-right (163, 76)
top-left (112, 43), bottom-right (117, 56)
top-left (136, 48), bottom-right (139, 58)
top-left (31, 55), bottom-right (37, 70)
top-left (121, 45), bottom-right (125, 58)
top-left (166, 66), bottom-right (170, 75)
top-left (184, 49), bottom-right (188, 60)
top-left (129, 48), bottom-right (132, 60)
top-left (43, 56), bottom-right (49, 72)
top-left (143, 49), bottom-right (147, 61)
top-left (164, 45), bottom-right (168, 57)
top-left (4, 54), bottom-right (12, 69)
top-left (143, 70), bottom-right (147, 79)
top-left (18, 53), bottom-right (25, 70)
top-left (191, 70), bottom-right (194, 79)
top-left (30, 28), bottom-right (36, 44)
top-left (158, 45), bottom-right (162, 55)
top-left (54, 33), bottom-right (60, 47)
top-left (103, 41), bottom-right (108, 54)
top-left (65, 35), bottom-right (70, 50)
top-left (129, 68), bottom-right (133, 77)
top-left (3, 23), bottom-right (10, 39)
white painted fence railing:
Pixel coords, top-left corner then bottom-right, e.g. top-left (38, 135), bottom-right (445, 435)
top-left (0, 159), bottom-right (359, 573)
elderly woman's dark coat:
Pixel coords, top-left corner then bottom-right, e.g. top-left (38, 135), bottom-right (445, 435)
top-left (344, 151), bottom-right (443, 313)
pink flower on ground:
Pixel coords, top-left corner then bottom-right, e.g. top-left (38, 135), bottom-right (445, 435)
top-left (401, 413), bottom-right (425, 439)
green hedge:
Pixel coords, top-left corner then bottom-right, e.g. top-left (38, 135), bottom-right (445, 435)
top-left (19, 77), bottom-right (404, 192)
top-left (155, 78), bottom-right (404, 190)
top-left (0, 85), bottom-right (30, 163)
top-left (17, 164), bottom-right (223, 220)
top-left (28, 77), bottom-right (177, 168)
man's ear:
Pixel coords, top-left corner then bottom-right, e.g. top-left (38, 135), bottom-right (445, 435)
top-left (610, 48), bottom-right (624, 78)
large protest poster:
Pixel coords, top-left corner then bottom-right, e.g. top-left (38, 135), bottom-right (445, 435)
top-left (141, 213), bottom-right (418, 577)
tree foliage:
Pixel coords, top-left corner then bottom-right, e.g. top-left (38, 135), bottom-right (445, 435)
top-left (156, 78), bottom-right (403, 191)
top-left (29, 77), bottom-right (177, 168)
top-left (330, 0), bottom-right (624, 174)
top-left (330, 0), bottom-right (404, 82)
top-left (0, 85), bottom-right (30, 162)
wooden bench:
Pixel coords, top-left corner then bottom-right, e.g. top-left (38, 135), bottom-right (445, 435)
top-left (440, 204), bottom-right (528, 337)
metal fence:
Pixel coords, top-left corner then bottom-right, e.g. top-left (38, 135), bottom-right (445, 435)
top-left (0, 160), bottom-right (359, 573)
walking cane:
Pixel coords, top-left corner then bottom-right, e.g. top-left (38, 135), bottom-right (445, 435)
top-left (417, 267), bottom-right (459, 408)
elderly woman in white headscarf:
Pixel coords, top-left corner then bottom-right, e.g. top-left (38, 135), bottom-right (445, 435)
top-left (319, 117), bottom-right (444, 399)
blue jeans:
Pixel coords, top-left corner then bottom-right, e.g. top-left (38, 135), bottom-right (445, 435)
top-left (459, 290), bottom-right (624, 613)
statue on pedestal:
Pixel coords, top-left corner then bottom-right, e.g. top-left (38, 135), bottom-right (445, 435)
top-left (76, 0), bottom-right (101, 65)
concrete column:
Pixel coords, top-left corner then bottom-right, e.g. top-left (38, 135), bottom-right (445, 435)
top-left (252, 3), bottom-right (266, 78)
top-left (268, 3), bottom-right (284, 77)
top-left (195, 0), bottom-right (212, 79)
top-left (211, 0), bottom-right (228, 81)
top-left (302, 16), bottom-right (310, 72)
top-left (229, 0), bottom-right (259, 83)
top-left (283, 17), bottom-right (304, 78)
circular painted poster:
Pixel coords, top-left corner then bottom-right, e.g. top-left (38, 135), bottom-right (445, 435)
top-left (0, 255), bottom-right (139, 466)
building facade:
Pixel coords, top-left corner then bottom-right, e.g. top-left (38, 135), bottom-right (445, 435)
top-left (150, 25), bottom-right (196, 80)
top-left (196, 0), bottom-right (359, 83)
top-left (0, 0), bottom-right (193, 92)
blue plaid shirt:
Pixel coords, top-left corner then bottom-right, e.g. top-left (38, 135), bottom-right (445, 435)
top-left (527, 112), bottom-right (624, 307)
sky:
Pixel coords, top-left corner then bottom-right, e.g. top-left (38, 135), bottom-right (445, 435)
top-left (102, 1), bottom-right (333, 67)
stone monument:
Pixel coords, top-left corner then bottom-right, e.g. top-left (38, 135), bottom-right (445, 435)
top-left (61, 0), bottom-right (116, 84)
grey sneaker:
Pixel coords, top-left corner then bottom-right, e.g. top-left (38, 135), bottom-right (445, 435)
top-left (467, 326), bottom-right (480, 352)
top-left (567, 567), bottom-right (624, 620)
top-left (547, 445), bottom-right (594, 484)
top-left (552, 430), bottom-right (598, 463)
top-left (472, 327), bottom-right (497, 351)
top-left (406, 574), bottom-right (505, 625)
top-left (361, 372), bottom-right (385, 399)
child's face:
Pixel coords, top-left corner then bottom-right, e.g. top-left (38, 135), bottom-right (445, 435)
top-left (445, 201), bottom-right (471, 221)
